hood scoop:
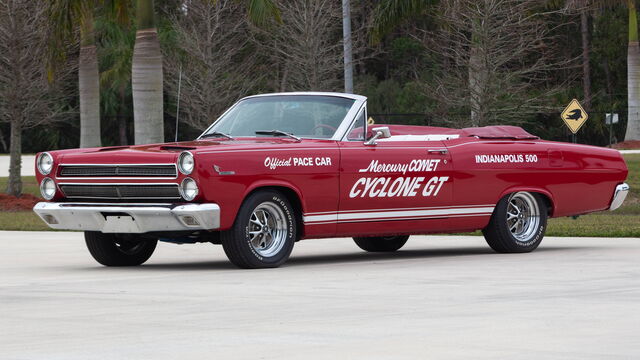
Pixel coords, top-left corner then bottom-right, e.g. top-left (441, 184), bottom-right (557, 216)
top-left (96, 146), bottom-right (130, 152)
top-left (160, 145), bottom-right (197, 151)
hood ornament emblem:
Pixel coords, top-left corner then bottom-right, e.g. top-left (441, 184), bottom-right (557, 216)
top-left (213, 165), bottom-right (235, 175)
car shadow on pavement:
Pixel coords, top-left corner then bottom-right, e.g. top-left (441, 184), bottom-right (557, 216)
top-left (285, 246), bottom-right (581, 267)
top-left (84, 245), bottom-right (590, 271)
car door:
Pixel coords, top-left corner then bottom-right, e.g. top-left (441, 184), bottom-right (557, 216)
top-left (334, 113), bottom-right (455, 237)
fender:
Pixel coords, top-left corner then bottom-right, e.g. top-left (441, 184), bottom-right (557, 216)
top-left (498, 186), bottom-right (556, 217)
top-left (242, 179), bottom-right (306, 213)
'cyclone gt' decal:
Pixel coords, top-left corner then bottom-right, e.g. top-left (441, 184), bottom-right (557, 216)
top-left (350, 176), bottom-right (448, 198)
top-left (351, 158), bottom-right (448, 198)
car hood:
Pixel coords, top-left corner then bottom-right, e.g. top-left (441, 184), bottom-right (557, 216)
top-left (50, 138), bottom-right (324, 164)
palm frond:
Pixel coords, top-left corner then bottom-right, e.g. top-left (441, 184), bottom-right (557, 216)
top-left (371, 0), bottom-right (434, 44)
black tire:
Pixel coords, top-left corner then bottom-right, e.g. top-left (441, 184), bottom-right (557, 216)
top-left (353, 235), bottom-right (409, 252)
top-left (482, 192), bottom-right (548, 253)
top-left (85, 232), bottom-right (157, 266)
top-left (221, 190), bottom-right (296, 268)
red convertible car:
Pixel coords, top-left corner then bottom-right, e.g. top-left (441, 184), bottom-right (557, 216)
top-left (33, 92), bottom-right (629, 268)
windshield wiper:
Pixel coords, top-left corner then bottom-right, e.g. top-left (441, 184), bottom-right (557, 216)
top-left (255, 130), bottom-right (301, 141)
top-left (200, 131), bottom-right (234, 140)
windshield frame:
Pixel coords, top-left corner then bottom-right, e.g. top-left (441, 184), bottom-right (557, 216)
top-left (197, 92), bottom-right (367, 141)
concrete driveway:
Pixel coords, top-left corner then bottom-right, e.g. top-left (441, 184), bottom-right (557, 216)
top-left (0, 232), bottom-right (639, 359)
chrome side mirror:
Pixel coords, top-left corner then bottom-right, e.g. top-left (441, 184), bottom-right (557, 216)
top-left (364, 127), bottom-right (391, 146)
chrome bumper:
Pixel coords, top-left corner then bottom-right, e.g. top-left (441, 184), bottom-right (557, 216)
top-left (609, 183), bottom-right (630, 211)
top-left (33, 202), bottom-right (220, 233)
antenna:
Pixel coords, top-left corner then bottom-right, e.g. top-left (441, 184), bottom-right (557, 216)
top-left (174, 64), bottom-right (183, 142)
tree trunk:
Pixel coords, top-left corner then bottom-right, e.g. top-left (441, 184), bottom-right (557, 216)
top-left (133, 0), bottom-right (164, 145)
top-left (468, 41), bottom-right (487, 127)
top-left (342, 0), bottom-right (354, 93)
top-left (79, 12), bottom-right (101, 148)
top-left (627, 0), bottom-right (640, 141)
top-left (580, 10), bottom-right (591, 110)
top-left (0, 127), bottom-right (7, 152)
top-left (6, 120), bottom-right (22, 196)
top-left (118, 84), bottom-right (128, 145)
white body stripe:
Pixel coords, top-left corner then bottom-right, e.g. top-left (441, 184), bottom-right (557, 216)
top-left (303, 206), bottom-right (494, 224)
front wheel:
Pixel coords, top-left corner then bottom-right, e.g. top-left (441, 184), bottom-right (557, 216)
top-left (482, 192), bottom-right (548, 253)
top-left (353, 235), bottom-right (409, 252)
top-left (221, 190), bottom-right (296, 268)
top-left (85, 232), bottom-right (157, 266)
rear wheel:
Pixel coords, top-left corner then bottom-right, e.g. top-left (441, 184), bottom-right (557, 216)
top-left (353, 235), bottom-right (409, 252)
top-left (221, 190), bottom-right (296, 268)
top-left (85, 232), bottom-right (157, 266)
top-left (482, 192), bottom-right (548, 253)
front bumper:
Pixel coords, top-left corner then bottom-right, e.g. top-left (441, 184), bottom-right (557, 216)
top-left (609, 183), bottom-right (630, 211)
top-left (33, 202), bottom-right (220, 233)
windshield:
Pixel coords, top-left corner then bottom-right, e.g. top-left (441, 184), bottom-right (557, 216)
top-left (204, 95), bottom-right (355, 139)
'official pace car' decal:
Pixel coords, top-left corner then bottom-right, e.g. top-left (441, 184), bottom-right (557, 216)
top-left (350, 159), bottom-right (448, 198)
top-left (264, 156), bottom-right (332, 170)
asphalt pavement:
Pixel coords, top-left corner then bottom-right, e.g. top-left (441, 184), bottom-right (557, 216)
top-left (0, 232), bottom-right (639, 359)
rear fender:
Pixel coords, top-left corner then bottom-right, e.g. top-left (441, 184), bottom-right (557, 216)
top-left (498, 187), bottom-right (555, 217)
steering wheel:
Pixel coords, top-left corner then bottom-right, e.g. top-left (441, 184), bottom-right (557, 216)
top-left (311, 124), bottom-right (337, 135)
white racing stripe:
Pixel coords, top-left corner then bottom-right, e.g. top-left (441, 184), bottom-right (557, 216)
top-left (303, 205), bottom-right (494, 224)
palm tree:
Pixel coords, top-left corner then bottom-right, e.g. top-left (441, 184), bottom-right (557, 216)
top-left (343, 0), bottom-right (353, 93)
top-left (627, 0), bottom-right (640, 140)
top-left (131, 0), bottom-right (163, 145)
top-left (371, 0), bottom-right (433, 44)
top-left (131, 0), bottom-right (280, 145)
top-left (49, 0), bottom-right (102, 148)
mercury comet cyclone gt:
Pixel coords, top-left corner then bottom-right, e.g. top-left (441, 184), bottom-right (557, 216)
top-left (33, 92), bottom-right (630, 268)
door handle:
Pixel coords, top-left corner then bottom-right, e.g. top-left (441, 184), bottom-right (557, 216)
top-left (427, 149), bottom-right (448, 155)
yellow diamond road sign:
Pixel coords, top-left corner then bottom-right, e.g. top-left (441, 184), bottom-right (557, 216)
top-left (561, 99), bottom-right (588, 134)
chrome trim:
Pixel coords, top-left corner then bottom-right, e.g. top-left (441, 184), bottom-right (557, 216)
top-left (340, 103), bottom-right (367, 142)
top-left (57, 163), bottom-right (178, 179)
top-left (241, 91), bottom-right (366, 102)
top-left (33, 202), bottom-right (221, 233)
top-left (179, 178), bottom-right (198, 201)
top-left (609, 183), bottom-right (629, 211)
top-left (177, 151), bottom-right (194, 175)
top-left (364, 126), bottom-right (391, 146)
top-left (197, 92), bottom-right (368, 142)
top-left (40, 177), bottom-right (56, 200)
top-left (37, 152), bottom-right (53, 175)
top-left (58, 182), bottom-right (181, 200)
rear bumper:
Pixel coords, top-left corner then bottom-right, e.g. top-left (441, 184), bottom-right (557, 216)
top-left (609, 183), bottom-right (630, 211)
top-left (33, 202), bottom-right (220, 233)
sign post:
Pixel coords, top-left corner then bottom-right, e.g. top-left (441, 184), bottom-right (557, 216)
top-left (561, 99), bottom-right (589, 143)
top-left (605, 113), bottom-right (619, 146)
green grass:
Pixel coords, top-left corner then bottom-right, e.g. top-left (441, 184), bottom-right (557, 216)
top-left (0, 176), bottom-right (40, 197)
top-left (546, 214), bottom-right (640, 237)
top-left (625, 154), bottom-right (640, 198)
top-left (1, 155), bottom-right (638, 235)
top-left (0, 211), bottom-right (55, 231)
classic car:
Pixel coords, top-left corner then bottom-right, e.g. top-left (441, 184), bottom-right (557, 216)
top-left (33, 92), bottom-right (630, 268)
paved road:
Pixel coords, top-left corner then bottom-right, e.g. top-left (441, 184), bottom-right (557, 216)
top-left (1, 232), bottom-right (639, 359)
top-left (0, 155), bottom-right (35, 177)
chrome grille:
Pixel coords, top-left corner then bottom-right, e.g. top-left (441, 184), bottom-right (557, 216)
top-left (59, 184), bottom-right (181, 200)
top-left (59, 165), bottom-right (177, 178)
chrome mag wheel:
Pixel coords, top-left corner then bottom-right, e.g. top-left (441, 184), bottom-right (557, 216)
top-left (248, 201), bottom-right (288, 257)
top-left (506, 192), bottom-right (541, 242)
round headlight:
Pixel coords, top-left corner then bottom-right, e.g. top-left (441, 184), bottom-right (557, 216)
top-left (177, 151), bottom-right (194, 175)
top-left (40, 178), bottom-right (56, 200)
top-left (37, 152), bottom-right (53, 175)
top-left (180, 177), bottom-right (199, 201)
